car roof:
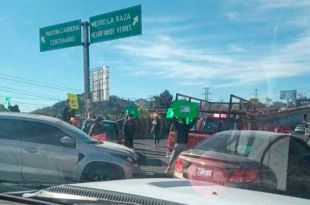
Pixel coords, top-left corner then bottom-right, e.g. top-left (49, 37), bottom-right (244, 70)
top-left (296, 125), bottom-right (305, 127)
top-left (84, 119), bottom-right (116, 123)
top-left (0, 112), bottom-right (61, 123)
top-left (214, 130), bottom-right (286, 139)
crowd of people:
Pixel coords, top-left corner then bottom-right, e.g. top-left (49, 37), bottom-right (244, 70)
top-left (62, 101), bottom-right (196, 174)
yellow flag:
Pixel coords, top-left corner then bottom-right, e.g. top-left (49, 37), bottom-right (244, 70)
top-left (67, 93), bottom-right (79, 110)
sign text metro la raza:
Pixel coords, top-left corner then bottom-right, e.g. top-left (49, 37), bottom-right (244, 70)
top-left (90, 5), bottom-right (141, 43)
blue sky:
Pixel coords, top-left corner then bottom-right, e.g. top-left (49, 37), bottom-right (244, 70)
top-left (0, 0), bottom-right (309, 112)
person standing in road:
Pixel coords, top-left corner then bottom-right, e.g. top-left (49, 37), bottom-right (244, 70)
top-left (87, 108), bottom-right (96, 119)
top-left (123, 114), bottom-right (136, 149)
top-left (151, 115), bottom-right (161, 147)
top-left (165, 117), bottom-right (197, 173)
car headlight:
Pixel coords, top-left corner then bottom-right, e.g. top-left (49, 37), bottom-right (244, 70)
top-left (110, 153), bottom-right (134, 163)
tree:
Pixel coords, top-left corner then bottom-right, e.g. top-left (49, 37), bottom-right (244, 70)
top-left (265, 97), bottom-right (273, 107)
top-left (153, 90), bottom-right (173, 109)
top-left (138, 104), bottom-right (150, 118)
top-left (0, 104), bottom-right (8, 112)
top-left (249, 98), bottom-right (266, 109)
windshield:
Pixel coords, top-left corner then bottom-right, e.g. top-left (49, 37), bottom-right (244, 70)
top-left (195, 131), bottom-right (276, 159)
top-left (0, 0), bottom-right (309, 203)
top-left (57, 121), bottom-right (97, 144)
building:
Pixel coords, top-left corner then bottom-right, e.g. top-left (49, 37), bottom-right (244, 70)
top-left (90, 66), bottom-right (110, 102)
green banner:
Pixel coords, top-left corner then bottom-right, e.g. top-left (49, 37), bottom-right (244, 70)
top-left (125, 106), bottom-right (139, 118)
top-left (166, 108), bottom-right (174, 119)
top-left (170, 100), bottom-right (199, 119)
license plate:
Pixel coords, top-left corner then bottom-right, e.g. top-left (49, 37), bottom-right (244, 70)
top-left (196, 167), bottom-right (213, 178)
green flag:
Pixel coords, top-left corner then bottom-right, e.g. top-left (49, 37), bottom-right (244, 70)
top-left (125, 106), bottom-right (139, 118)
top-left (166, 108), bottom-right (174, 119)
top-left (171, 100), bottom-right (198, 120)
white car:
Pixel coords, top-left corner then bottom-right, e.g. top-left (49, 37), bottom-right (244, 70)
top-left (0, 112), bottom-right (139, 184)
top-left (4, 178), bottom-right (307, 205)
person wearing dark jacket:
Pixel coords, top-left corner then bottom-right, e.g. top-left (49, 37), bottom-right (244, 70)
top-left (151, 115), bottom-right (161, 147)
top-left (62, 100), bottom-right (75, 123)
top-left (89, 117), bottom-right (105, 136)
top-left (123, 114), bottom-right (136, 148)
top-left (165, 117), bottom-right (197, 173)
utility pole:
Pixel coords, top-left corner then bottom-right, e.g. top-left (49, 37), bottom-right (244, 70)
top-left (82, 22), bottom-right (91, 113)
top-left (202, 87), bottom-right (211, 101)
top-left (254, 89), bottom-right (258, 99)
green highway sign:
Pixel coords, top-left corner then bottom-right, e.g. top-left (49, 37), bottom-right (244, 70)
top-left (90, 5), bottom-right (142, 43)
top-left (4, 96), bottom-right (10, 108)
top-left (40, 20), bottom-right (82, 52)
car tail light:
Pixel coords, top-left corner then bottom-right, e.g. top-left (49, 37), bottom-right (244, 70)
top-left (229, 169), bottom-right (258, 183)
top-left (175, 157), bottom-right (183, 171)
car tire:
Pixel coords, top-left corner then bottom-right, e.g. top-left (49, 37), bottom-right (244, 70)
top-left (81, 162), bottom-right (125, 182)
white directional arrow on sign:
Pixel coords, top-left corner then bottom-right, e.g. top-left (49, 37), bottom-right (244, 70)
top-left (41, 36), bottom-right (46, 44)
top-left (132, 16), bottom-right (138, 26)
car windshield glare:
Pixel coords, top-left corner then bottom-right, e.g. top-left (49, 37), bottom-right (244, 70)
top-left (195, 132), bottom-right (275, 159)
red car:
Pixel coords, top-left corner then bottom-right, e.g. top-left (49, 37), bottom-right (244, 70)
top-left (81, 119), bottom-right (124, 143)
top-left (174, 130), bottom-right (310, 197)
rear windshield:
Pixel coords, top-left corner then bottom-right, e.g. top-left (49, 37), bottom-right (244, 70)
top-left (103, 123), bottom-right (119, 139)
top-left (195, 132), bottom-right (274, 160)
top-left (201, 118), bottom-right (228, 133)
top-left (82, 120), bottom-right (119, 139)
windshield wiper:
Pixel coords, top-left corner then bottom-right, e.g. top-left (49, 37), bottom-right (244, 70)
top-left (0, 193), bottom-right (59, 205)
top-left (87, 141), bottom-right (102, 144)
top-left (23, 192), bottom-right (141, 205)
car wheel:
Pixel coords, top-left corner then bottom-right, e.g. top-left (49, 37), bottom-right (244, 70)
top-left (81, 162), bottom-right (125, 182)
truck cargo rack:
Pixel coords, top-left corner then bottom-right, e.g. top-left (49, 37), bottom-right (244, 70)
top-left (175, 93), bottom-right (255, 129)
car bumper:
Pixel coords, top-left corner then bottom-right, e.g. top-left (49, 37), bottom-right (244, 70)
top-left (122, 162), bottom-right (140, 179)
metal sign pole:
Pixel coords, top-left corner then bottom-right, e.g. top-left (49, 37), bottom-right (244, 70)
top-left (82, 21), bottom-right (91, 114)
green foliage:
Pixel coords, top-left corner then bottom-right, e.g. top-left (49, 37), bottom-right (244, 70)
top-left (0, 104), bottom-right (8, 112)
top-left (153, 90), bottom-right (173, 109)
top-left (32, 95), bottom-right (135, 118)
top-left (138, 104), bottom-right (150, 118)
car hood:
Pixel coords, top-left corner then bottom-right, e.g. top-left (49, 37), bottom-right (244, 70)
top-left (25, 178), bottom-right (309, 205)
top-left (95, 141), bottom-right (136, 157)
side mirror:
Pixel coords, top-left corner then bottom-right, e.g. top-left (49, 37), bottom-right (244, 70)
top-left (60, 136), bottom-right (76, 148)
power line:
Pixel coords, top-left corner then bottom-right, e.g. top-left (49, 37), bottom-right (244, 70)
top-left (0, 87), bottom-right (63, 101)
top-left (0, 95), bottom-right (58, 102)
top-left (0, 73), bottom-right (82, 92)
top-left (10, 100), bottom-right (50, 107)
top-left (0, 85), bottom-right (62, 98)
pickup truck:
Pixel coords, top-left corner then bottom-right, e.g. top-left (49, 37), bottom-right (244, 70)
top-left (167, 117), bottom-right (227, 152)
top-left (167, 93), bottom-right (254, 152)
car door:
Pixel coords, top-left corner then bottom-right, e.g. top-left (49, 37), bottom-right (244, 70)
top-left (286, 137), bottom-right (310, 198)
top-left (18, 119), bottom-right (79, 184)
top-left (0, 118), bottom-right (23, 183)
